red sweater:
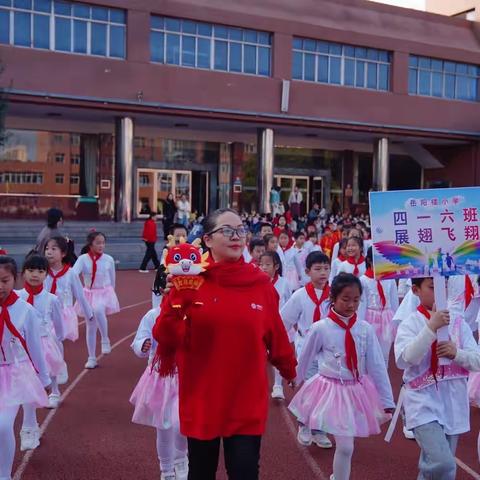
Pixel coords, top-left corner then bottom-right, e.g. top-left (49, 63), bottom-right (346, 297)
top-left (153, 259), bottom-right (297, 440)
top-left (142, 218), bottom-right (157, 243)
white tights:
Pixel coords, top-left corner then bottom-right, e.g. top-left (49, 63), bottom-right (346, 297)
top-left (273, 368), bottom-right (283, 388)
top-left (86, 307), bottom-right (109, 358)
top-left (0, 405), bottom-right (20, 479)
top-left (333, 435), bottom-right (354, 480)
top-left (156, 426), bottom-right (188, 474)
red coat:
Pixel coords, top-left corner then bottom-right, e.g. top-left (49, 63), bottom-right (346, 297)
top-left (142, 218), bottom-right (157, 243)
top-left (153, 259), bottom-right (297, 440)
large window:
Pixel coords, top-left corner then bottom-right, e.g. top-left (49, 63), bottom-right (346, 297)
top-left (292, 37), bottom-right (391, 91)
top-left (0, 0), bottom-right (126, 59)
top-left (150, 16), bottom-right (271, 76)
top-left (409, 55), bottom-right (479, 102)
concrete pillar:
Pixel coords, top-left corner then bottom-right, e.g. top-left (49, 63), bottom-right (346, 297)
top-left (353, 153), bottom-right (360, 204)
top-left (373, 138), bottom-right (389, 192)
top-left (114, 117), bottom-right (134, 222)
top-left (218, 143), bottom-right (232, 209)
top-left (257, 128), bottom-right (274, 214)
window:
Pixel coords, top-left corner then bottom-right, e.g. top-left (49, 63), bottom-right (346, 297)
top-left (150, 16), bottom-right (271, 76)
top-left (71, 154), bottom-right (80, 165)
top-left (409, 55), bottom-right (479, 102)
top-left (0, 171), bottom-right (43, 184)
top-left (70, 134), bottom-right (80, 146)
top-left (55, 173), bottom-right (64, 184)
top-left (134, 137), bottom-right (146, 148)
top-left (139, 173), bottom-right (150, 186)
top-left (70, 174), bottom-right (79, 184)
top-left (53, 134), bottom-right (63, 143)
top-left (55, 153), bottom-right (65, 163)
top-left (292, 37), bottom-right (391, 92)
top-left (0, 0), bottom-right (126, 59)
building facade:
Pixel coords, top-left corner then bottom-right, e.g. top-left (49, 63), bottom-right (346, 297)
top-left (1, 0), bottom-right (480, 221)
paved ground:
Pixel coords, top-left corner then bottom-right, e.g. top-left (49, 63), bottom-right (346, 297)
top-left (11, 271), bottom-right (480, 479)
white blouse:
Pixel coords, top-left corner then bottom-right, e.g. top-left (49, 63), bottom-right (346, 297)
top-left (131, 307), bottom-right (160, 364)
top-left (73, 253), bottom-right (116, 289)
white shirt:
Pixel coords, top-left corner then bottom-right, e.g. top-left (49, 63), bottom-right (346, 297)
top-left (331, 241), bottom-right (369, 264)
top-left (297, 313), bottom-right (395, 409)
top-left (358, 275), bottom-right (399, 320)
top-left (448, 275), bottom-right (480, 331)
top-left (44, 268), bottom-right (93, 319)
top-left (288, 191), bottom-right (303, 205)
top-left (274, 276), bottom-right (292, 308)
top-left (16, 288), bottom-right (64, 341)
top-left (398, 278), bottom-right (412, 299)
top-left (395, 310), bottom-right (480, 434)
top-left (73, 253), bottom-right (116, 289)
top-left (329, 258), bottom-right (366, 284)
top-left (176, 200), bottom-right (191, 218)
top-left (0, 297), bottom-right (50, 386)
top-left (282, 247), bottom-right (304, 281)
top-left (131, 307), bottom-right (159, 364)
top-left (393, 287), bottom-right (420, 326)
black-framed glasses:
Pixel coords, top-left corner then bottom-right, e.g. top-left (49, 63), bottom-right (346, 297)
top-left (207, 226), bottom-right (249, 238)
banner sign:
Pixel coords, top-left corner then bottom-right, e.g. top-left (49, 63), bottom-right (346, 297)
top-left (369, 187), bottom-right (480, 280)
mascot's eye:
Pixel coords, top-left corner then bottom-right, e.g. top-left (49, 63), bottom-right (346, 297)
top-left (190, 253), bottom-right (198, 262)
top-left (173, 253), bottom-right (182, 262)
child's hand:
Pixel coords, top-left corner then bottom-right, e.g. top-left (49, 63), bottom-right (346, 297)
top-left (141, 339), bottom-right (152, 353)
top-left (163, 274), bottom-right (174, 295)
top-left (428, 307), bottom-right (450, 332)
top-left (437, 341), bottom-right (457, 360)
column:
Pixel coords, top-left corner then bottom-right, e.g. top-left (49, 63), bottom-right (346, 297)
top-left (257, 128), bottom-right (274, 214)
top-left (373, 137), bottom-right (389, 192)
top-left (218, 143), bottom-right (232, 209)
top-left (114, 117), bottom-right (134, 223)
top-left (80, 135), bottom-right (98, 197)
top-left (352, 152), bottom-right (360, 204)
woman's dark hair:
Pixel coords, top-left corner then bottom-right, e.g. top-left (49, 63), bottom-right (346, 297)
top-left (366, 246), bottom-right (373, 269)
top-left (249, 237), bottom-right (265, 253)
top-left (46, 208), bottom-right (63, 229)
top-left (346, 236), bottom-right (364, 252)
top-left (46, 236), bottom-right (77, 266)
top-left (81, 231), bottom-right (106, 255)
top-left (22, 254), bottom-right (48, 272)
top-left (202, 208), bottom-right (239, 235)
top-left (330, 272), bottom-right (363, 300)
top-left (260, 251), bottom-right (283, 276)
top-left (0, 256), bottom-right (17, 278)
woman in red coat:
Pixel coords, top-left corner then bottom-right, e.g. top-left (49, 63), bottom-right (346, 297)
top-left (153, 208), bottom-right (297, 480)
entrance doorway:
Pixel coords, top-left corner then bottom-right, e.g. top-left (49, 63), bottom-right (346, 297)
top-left (312, 177), bottom-right (324, 208)
top-left (274, 175), bottom-right (310, 214)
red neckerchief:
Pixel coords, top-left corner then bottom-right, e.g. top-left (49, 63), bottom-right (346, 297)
top-left (346, 256), bottom-right (365, 276)
top-left (338, 254), bottom-right (346, 262)
top-left (48, 264), bottom-right (70, 294)
top-left (24, 282), bottom-right (43, 306)
top-left (465, 276), bottom-right (475, 310)
top-left (272, 273), bottom-right (280, 285)
top-left (305, 282), bottom-right (330, 322)
top-left (365, 268), bottom-right (386, 309)
top-left (0, 291), bottom-right (37, 370)
top-left (88, 250), bottom-right (103, 288)
top-left (328, 308), bottom-right (359, 381)
top-left (417, 305), bottom-right (439, 385)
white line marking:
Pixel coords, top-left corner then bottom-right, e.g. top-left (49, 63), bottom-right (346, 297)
top-left (455, 457), bottom-right (480, 479)
top-left (78, 299), bottom-right (151, 327)
top-left (279, 402), bottom-right (328, 479)
top-left (13, 330), bottom-right (138, 480)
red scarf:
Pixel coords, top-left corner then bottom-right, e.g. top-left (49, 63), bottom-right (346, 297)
top-left (346, 256), bottom-right (365, 276)
top-left (306, 282), bottom-right (330, 322)
top-left (0, 291), bottom-right (36, 369)
top-left (465, 276), bottom-right (475, 310)
top-left (328, 308), bottom-right (359, 381)
top-left (24, 282), bottom-right (43, 306)
top-left (417, 305), bottom-right (439, 384)
top-left (88, 251), bottom-right (103, 288)
top-left (338, 254), bottom-right (346, 262)
top-left (365, 268), bottom-right (386, 309)
top-left (48, 264), bottom-right (70, 294)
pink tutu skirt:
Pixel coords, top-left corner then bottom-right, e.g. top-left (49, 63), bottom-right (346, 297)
top-left (62, 305), bottom-right (79, 342)
top-left (365, 308), bottom-right (395, 346)
top-left (289, 374), bottom-right (390, 437)
top-left (41, 335), bottom-right (65, 377)
top-left (76, 286), bottom-right (120, 316)
top-left (130, 366), bottom-right (179, 429)
top-left (0, 361), bottom-right (49, 408)
top-left (468, 372), bottom-right (480, 407)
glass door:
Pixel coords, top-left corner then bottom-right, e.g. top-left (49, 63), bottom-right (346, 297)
top-left (312, 176), bottom-right (323, 208)
top-left (274, 175), bottom-right (310, 214)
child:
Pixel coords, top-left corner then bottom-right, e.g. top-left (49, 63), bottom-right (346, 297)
top-left (280, 251), bottom-right (332, 448)
top-left (130, 306), bottom-right (188, 480)
top-left (278, 231), bottom-right (303, 291)
top-left (73, 231), bottom-right (120, 369)
top-left (395, 277), bottom-right (480, 479)
top-left (289, 273), bottom-right (395, 480)
top-left (447, 274), bottom-right (480, 332)
top-left (16, 255), bottom-right (65, 428)
top-left (305, 231), bottom-right (321, 255)
top-left (0, 256), bottom-right (50, 480)
top-left (330, 239), bottom-right (348, 281)
top-left (330, 236), bottom-right (366, 283)
top-left (358, 247), bottom-right (399, 366)
top-left (248, 238), bottom-right (266, 266)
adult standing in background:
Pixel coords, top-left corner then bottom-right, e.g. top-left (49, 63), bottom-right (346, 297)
top-left (36, 208), bottom-right (64, 254)
top-left (162, 193), bottom-right (177, 240)
top-left (288, 186), bottom-right (303, 219)
top-left (176, 194), bottom-right (191, 228)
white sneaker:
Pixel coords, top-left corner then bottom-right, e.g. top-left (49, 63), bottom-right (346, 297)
top-left (57, 362), bottom-right (69, 385)
top-left (20, 427), bottom-right (40, 451)
top-left (160, 473), bottom-right (175, 480)
top-left (101, 340), bottom-right (111, 354)
top-left (174, 457), bottom-right (189, 479)
top-left (138, 269), bottom-right (149, 273)
top-left (403, 426), bottom-right (415, 440)
top-left (330, 475), bottom-right (335, 480)
top-left (312, 431), bottom-right (333, 449)
top-left (297, 425), bottom-right (312, 446)
top-left (47, 393), bottom-right (61, 409)
top-left (271, 385), bottom-right (285, 400)
top-left (84, 357), bottom-right (98, 369)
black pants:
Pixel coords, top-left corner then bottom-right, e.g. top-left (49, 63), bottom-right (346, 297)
top-left (187, 435), bottom-right (261, 480)
top-left (139, 241), bottom-right (160, 270)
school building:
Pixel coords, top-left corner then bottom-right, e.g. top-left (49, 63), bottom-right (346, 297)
top-left (1, 0), bottom-right (480, 222)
